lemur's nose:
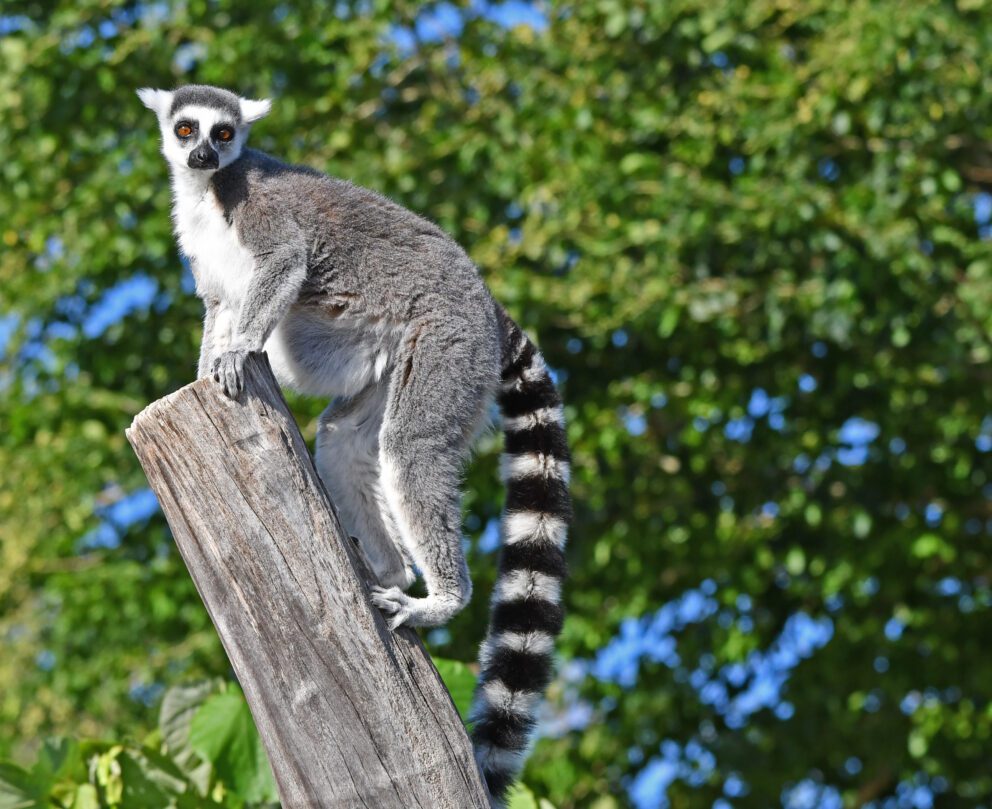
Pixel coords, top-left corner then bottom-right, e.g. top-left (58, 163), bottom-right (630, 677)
top-left (188, 143), bottom-right (219, 170)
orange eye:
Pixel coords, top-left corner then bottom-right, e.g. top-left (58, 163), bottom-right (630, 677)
top-left (175, 123), bottom-right (193, 138)
top-left (216, 128), bottom-right (233, 142)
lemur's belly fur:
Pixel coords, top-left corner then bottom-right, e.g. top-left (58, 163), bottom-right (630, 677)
top-left (182, 187), bottom-right (398, 398)
top-left (265, 309), bottom-right (401, 398)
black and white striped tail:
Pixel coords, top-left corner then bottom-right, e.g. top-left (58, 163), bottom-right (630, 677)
top-left (469, 324), bottom-right (570, 805)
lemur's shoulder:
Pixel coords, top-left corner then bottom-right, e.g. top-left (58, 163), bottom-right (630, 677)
top-left (210, 148), bottom-right (451, 247)
top-left (208, 148), bottom-right (321, 220)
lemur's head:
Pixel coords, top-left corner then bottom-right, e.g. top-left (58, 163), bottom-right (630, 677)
top-left (137, 84), bottom-right (270, 173)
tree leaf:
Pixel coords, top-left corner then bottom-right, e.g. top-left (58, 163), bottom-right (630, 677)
top-left (432, 657), bottom-right (477, 722)
top-left (0, 762), bottom-right (42, 809)
top-left (188, 691), bottom-right (277, 803)
top-left (72, 784), bottom-right (99, 809)
top-left (29, 738), bottom-right (84, 791)
top-left (159, 680), bottom-right (221, 794)
top-left (505, 783), bottom-right (539, 809)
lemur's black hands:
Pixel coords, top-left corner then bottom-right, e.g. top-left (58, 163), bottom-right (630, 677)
top-left (212, 348), bottom-right (249, 398)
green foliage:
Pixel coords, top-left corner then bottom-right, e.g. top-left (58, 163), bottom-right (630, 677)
top-left (0, 760), bottom-right (44, 809)
top-left (432, 657), bottom-right (479, 723)
top-left (159, 682), bottom-right (218, 796)
top-left (0, 683), bottom-right (276, 808)
top-left (2, 0), bottom-right (992, 806)
top-left (506, 783), bottom-right (558, 809)
top-left (187, 692), bottom-right (277, 804)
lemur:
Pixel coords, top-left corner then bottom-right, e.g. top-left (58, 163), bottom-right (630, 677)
top-left (137, 84), bottom-right (570, 802)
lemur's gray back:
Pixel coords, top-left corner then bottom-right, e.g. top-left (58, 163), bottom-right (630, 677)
top-left (212, 149), bottom-right (500, 329)
top-left (140, 85), bottom-right (570, 804)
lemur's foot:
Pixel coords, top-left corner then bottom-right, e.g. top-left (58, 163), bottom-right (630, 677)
top-left (370, 586), bottom-right (465, 630)
top-left (212, 348), bottom-right (250, 398)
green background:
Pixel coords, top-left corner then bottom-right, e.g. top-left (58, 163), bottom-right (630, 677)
top-left (2, 1), bottom-right (991, 806)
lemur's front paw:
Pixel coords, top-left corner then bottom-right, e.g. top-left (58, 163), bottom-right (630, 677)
top-left (212, 348), bottom-right (249, 398)
top-left (370, 586), bottom-right (413, 631)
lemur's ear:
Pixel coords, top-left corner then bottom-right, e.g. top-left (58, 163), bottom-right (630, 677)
top-left (240, 97), bottom-right (272, 124)
top-left (136, 88), bottom-right (172, 117)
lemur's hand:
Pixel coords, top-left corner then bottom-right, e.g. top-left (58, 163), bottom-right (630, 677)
top-left (212, 348), bottom-right (250, 398)
top-left (370, 586), bottom-right (413, 630)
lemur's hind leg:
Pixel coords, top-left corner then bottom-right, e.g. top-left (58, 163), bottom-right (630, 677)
top-left (371, 317), bottom-right (500, 629)
top-left (315, 386), bottom-right (415, 590)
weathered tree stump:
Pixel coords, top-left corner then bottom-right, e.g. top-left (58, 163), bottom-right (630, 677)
top-left (126, 353), bottom-right (491, 809)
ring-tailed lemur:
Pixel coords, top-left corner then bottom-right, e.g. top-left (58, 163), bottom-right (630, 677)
top-left (137, 84), bottom-right (570, 802)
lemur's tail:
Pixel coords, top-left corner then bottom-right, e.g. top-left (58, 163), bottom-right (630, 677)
top-left (469, 316), bottom-right (571, 804)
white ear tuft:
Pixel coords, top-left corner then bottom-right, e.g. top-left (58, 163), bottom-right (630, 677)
top-left (240, 97), bottom-right (272, 124)
top-left (136, 88), bottom-right (172, 116)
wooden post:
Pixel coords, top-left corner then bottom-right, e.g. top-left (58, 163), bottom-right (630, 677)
top-left (126, 353), bottom-right (491, 809)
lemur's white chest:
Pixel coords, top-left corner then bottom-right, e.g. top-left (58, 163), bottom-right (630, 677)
top-left (171, 177), bottom-right (254, 306)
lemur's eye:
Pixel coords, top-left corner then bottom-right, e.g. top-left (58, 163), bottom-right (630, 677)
top-left (175, 123), bottom-right (194, 138)
top-left (216, 127), bottom-right (234, 142)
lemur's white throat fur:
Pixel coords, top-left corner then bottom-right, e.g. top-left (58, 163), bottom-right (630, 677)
top-left (138, 84), bottom-right (571, 803)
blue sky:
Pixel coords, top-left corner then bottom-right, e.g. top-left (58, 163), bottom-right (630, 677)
top-left (390, 0), bottom-right (548, 52)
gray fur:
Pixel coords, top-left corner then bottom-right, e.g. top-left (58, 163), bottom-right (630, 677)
top-left (140, 86), bottom-right (569, 804)
top-left (169, 84), bottom-right (242, 120)
top-left (207, 148), bottom-right (501, 625)
top-left (315, 385), bottom-right (415, 590)
top-left (197, 294), bottom-right (220, 378)
top-left (145, 94), bottom-right (503, 622)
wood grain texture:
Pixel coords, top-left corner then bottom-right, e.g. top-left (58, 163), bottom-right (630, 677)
top-left (126, 353), bottom-right (491, 809)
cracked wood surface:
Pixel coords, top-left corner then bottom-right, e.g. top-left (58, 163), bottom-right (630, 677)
top-left (126, 353), bottom-right (490, 809)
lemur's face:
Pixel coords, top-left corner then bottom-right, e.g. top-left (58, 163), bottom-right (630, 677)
top-left (137, 85), bottom-right (270, 174)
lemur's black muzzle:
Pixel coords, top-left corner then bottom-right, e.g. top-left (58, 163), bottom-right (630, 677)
top-left (188, 143), bottom-right (219, 170)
